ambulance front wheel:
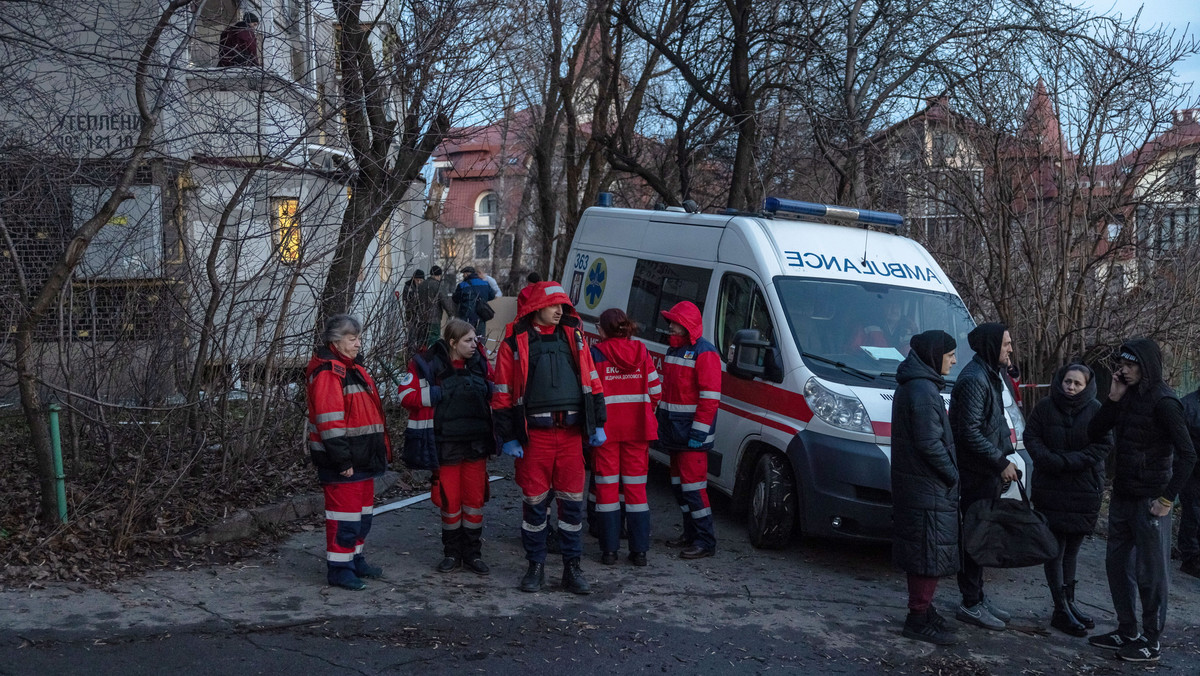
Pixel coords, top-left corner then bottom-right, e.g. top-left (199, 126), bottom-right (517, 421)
top-left (747, 452), bottom-right (797, 549)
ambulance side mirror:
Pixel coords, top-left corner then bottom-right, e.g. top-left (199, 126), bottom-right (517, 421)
top-left (728, 329), bottom-right (781, 381)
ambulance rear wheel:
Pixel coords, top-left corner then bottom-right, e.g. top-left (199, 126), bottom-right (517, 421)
top-left (747, 452), bottom-right (796, 549)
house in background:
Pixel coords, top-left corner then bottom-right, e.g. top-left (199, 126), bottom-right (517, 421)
top-left (0, 0), bottom-right (430, 402)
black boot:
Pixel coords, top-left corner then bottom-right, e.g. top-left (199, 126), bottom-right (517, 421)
top-left (902, 609), bottom-right (957, 645)
top-left (562, 558), bottom-right (592, 595)
top-left (1050, 586), bottom-right (1088, 637)
top-left (1064, 580), bottom-right (1094, 629)
top-left (519, 561), bottom-right (545, 592)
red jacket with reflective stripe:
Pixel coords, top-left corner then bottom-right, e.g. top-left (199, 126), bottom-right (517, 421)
top-left (591, 337), bottom-right (660, 442)
top-left (658, 301), bottom-right (721, 449)
top-left (305, 346), bottom-right (391, 482)
top-left (492, 282), bottom-right (606, 444)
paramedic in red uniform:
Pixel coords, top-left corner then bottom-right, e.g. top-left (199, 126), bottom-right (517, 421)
top-left (493, 282), bottom-right (607, 593)
top-left (658, 301), bottom-right (721, 559)
top-left (306, 315), bottom-right (391, 590)
top-left (398, 318), bottom-right (494, 575)
top-left (590, 308), bottom-right (661, 566)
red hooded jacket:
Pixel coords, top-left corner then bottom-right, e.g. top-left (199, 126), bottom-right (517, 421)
top-left (305, 346), bottom-right (392, 482)
top-left (591, 337), bottom-right (661, 442)
top-left (492, 281), bottom-right (606, 443)
top-left (657, 301), bottom-right (722, 450)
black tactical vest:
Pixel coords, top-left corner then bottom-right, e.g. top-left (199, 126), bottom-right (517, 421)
top-left (433, 353), bottom-right (492, 441)
top-left (524, 330), bottom-right (582, 414)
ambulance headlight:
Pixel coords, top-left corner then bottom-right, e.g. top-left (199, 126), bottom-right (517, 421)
top-left (803, 378), bottom-right (873, 434)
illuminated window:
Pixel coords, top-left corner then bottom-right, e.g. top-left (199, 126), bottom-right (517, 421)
top-left (377, 219), bottom-right (392, 282)
top-left (271, 197), bottom-right (301, 264)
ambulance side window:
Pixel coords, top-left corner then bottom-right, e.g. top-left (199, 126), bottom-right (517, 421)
top-left (716, 273), bottom-right (775, 356)
top-left (627, 259), bottom-right (711, 342)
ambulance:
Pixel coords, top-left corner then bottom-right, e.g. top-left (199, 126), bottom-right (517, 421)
top-left (561, 196), bottom-right (1029, 548)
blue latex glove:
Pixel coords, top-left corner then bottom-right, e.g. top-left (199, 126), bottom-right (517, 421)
top-left (428, 385), bottom-right (443, 405)
top-left (687, 438), bottom-right (704, 449)
top-left (501, 440), bottom-right (524, 458)
top-left (588, 427), bottom-right (607, 447)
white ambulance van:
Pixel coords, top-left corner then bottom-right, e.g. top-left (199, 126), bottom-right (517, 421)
top-left (562, 196), bottom-right (1029, 547)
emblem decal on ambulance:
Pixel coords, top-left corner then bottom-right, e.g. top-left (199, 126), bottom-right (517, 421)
top-left (584, 257), bottom-right (607, 309)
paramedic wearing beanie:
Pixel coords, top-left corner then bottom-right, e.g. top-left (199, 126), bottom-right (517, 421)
top-left (1085, 339), bottom-right (1196, 662)
top-left (590, 308), bottom-right (661, 566)
top-left (892, 330), bottom-right (960, 645)
top-left (305, 315), bottom-right (391, 591)
top-left (949, 322), bottom-right (1019, 630)
top-left (657, 301), bottom-right (721, 559)
top-left (398, 319), bottom-right (495, 575)
top-left (493, 282), bottom-right (607, 594)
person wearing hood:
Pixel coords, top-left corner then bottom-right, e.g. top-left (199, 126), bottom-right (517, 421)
top-left (492, 281), bottom-right (607, 594)
top-left (949, 322), bottom-right (1020, 630)
top-left (589, 308), bottom-right (662, 566)
top-left (1085, 338), bottom-right (1197, 662)
top-left (305, 315), bottom-right (392, 591)
top-left (657, 301), bottom-right (722, 560)
top-left (1023, 364), bottom-right (1112, 637)
top-left (398, 319), bottom-right (495, 576)
top-left (1178, 385), bottom-right (1200, 579)
top-left (891, 330), bottom-right (960, 646)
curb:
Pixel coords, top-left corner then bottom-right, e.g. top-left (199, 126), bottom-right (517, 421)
top-left (185, 472), bottom-right (402, 545)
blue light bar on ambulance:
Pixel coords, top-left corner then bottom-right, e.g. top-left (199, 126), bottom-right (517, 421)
top-left (763, 197), bottom-right (903, 229)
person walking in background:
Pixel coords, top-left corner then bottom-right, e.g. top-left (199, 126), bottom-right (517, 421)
top-left (492, 282), bottom-right (606, 594)
top-left (1023, 364), bottom-right (1111, 637)
top-left (217, 13), bottom-right (259, 66)
top-left (305, 315), bottom-right (391, 591)
top-left (590, 308), bottom-right (661, 566)
top-left (453, 266), bottom-right (496, 335)
top-left (891, 330), bottom-right (960, 646)
top-left (1086, 339), bottom-right (1196, 662)
top-left (949, 322), bottom-right (1020, 630)
top-left (657, 301), bottom-right (721, 560)
top-left (398, 319), bottom-right (495, 576)
top-left (1177, 384), bottom-right (1200, 579)
top-left (478, 267), bottom-right (503, 299)
top-left (417, 265), bottom-right (455, 347)
top-left (402, 269), bottom-right (427, 352)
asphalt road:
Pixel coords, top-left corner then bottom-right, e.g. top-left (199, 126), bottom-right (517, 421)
top-left (3, 461), bottom-right (1199, 675)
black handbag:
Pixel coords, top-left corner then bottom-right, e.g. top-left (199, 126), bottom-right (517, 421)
top-left (962, 479), bottom-right (1058, 568)
top-left (475, 297), bottom-right (495, 321)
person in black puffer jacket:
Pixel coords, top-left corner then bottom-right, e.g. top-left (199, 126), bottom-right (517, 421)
top-left (1024, 364), bottom-right (1111, 637)
top-left (892, 330), bottom-right (960, 646)
top-left (949, 322), bottom-right (1020, 630)
top-left (1085, 339), bottom-right (1197, 662)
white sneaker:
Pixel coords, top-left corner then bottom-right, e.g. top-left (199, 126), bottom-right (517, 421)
top-left (956, 601), bottom-right (1006, 630)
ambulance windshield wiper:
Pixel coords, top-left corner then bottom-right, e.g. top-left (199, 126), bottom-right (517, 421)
top-left (801, 352), bottom-right (874, 381)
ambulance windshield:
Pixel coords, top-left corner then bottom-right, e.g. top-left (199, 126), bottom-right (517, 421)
top-left (775, 278), bottom-right (977, 386)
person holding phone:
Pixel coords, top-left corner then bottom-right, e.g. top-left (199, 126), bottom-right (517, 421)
top-left (1085, 339), bottom-right (1196, 662)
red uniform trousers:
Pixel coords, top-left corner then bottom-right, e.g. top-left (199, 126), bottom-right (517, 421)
top-left (323, 478), bottom-right (375, 571)
top-left (670, 449), bottom-right (716, 551)
top-left (592, 440), bottom-right (651, 554)
top-left (516, 426), bottom-right (586, 563)
top-left (432, 458), bottom-right (488, 559)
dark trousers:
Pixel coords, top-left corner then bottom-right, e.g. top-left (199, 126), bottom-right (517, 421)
top-left (957, 470), bottom-right (998, 606)
top-left (1106, 496), bottom-right (1171, 641)
top-left (1178, 470), bottom-right (1200, 562)
top-left (1044, 531), bottom-right (1085, 592)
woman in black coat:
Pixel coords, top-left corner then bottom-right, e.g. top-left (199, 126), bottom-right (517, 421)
top-left (1023, 364), bottom-right (1111, 636)
top-left (891, 330), bottom-right (959, 646)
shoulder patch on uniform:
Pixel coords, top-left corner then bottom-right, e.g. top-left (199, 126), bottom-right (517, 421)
top-left (400, 372), bottom-right (414, 386)
top-left (332, 362), bottom-right (347, 377)
top-left (684, 351), bottom-right (695, 359)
